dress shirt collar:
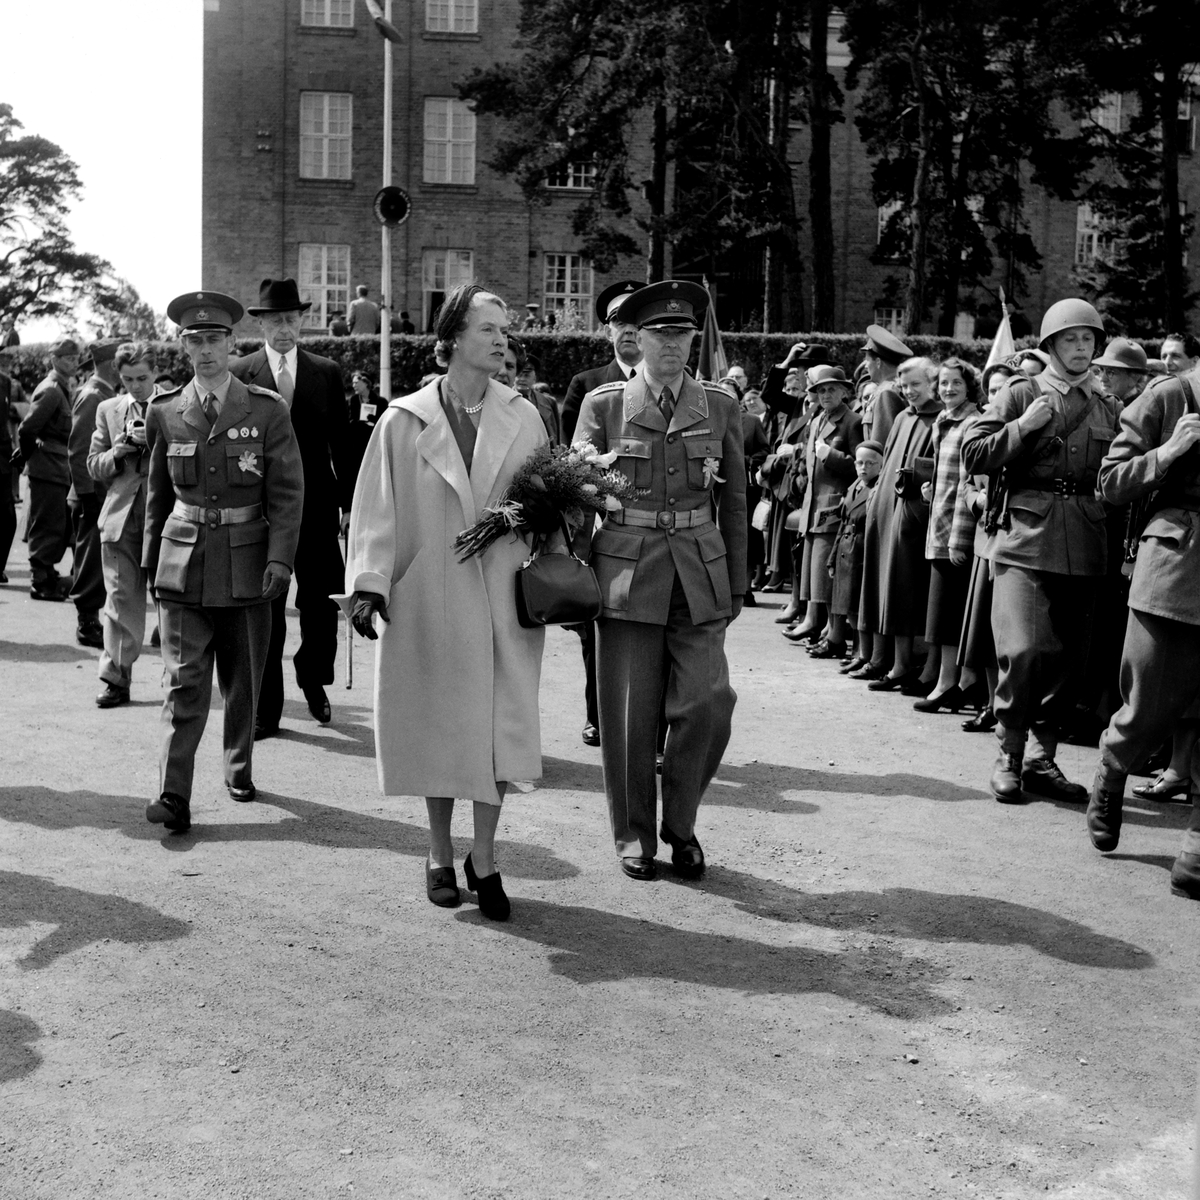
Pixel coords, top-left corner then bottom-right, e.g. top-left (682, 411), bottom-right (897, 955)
top-left (617, 358), bottom-right (638, 380)
top-left (187, 373), bottom-right (233, 412)
top-left (641, 364), bottom-right (684, 403)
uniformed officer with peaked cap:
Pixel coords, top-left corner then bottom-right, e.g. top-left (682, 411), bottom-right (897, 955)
top-left (142, 290), bottom-right (304, 834)
top-left (576, 279), bottom-right (747, 881)
top-left (859, 323), bottom-right (912, 447)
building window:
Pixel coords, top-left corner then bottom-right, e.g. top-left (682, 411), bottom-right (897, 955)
top-left (423, 99), bottom-right (476, 185)
top-left (301, 0), bottom-right (354, 26)
top-left (543, 254), bottom-right (594, 329)
top-left (300, 92), bottom-right (352, 179)
top-left (873, 307), bottom-right (905, 336)
top-left (547, 161), bottom-right (597, 190)
top-left (422, 248), bottom-right (474, 330)
top-left (1180, 93), bottom-right (1196, 155)
top-left (425, 0), bottom-right (478, 32)
top-left (1075, 203), bottom-right (1107, 266)
top-left (1091, 93), bottom-right (1123, 134)
top-left (298, 244), bottom-right (350, 329)
top-left (877, 200), bottom-right (904, 244)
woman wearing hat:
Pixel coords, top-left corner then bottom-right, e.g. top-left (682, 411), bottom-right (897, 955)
top-left (340, 283), bottom-right (551, 920)
top-left (782, 365), bottom-right (862, 651)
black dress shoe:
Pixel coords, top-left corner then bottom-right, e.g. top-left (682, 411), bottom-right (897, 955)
top-left (660, 824), bottom-right (705, 878)
top-left (30, 585), bottom-right (66, 602)
top-left (742, 590), bottom-right (757, 607)
top-left (581, 723), bottom-right (601, 747)
top-left (808, 639), bottom-right (847, 659)
top-left (464, 852), bottom-right (510, 921)
top-left (226, 782), bottom-right (257, 802)
top-left (254, 722), bottom-right (280, 740)
top-left (96, 683), bottom-right (130, 708)
top-left (146, 793), bottom-right (191, 833)
top-left (1087, 778), bottom-right (1124, 852)
top-left (962, 707), bottom-right (997, 733)
top-left (851, 662), bottom-right (888, 681)
top-left (1022, 760), bottom-right (1087, 803)
top-left (620, 856), bottom-right (657, 881)
top-left (867, 670), bottom-right (913, 692)
top-left (900, 675), bottom-right (936, 697)
top-left (76, 622), bottom-right (104, 649)
top-left (783, 624), bottom-right (821, 643)
top-left (839, 656), bottom-right (869, 675)
top-left (426, 862), bottom-right (461, 908)
top-left (303, 684), bottom-right (331, 724)
top-left (912, 685), bottom-right (965, 713)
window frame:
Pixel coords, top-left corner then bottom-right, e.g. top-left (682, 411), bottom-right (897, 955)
top-left (300, 0), bottom-right (355, 27)
top-left (546, 161), bottom-right (598, 190)
top-left (421, 248), bottom-right (475, 331)
top-left (872, 306), bottom-right (905, 337)
top-left (424, 0), bottom-right (478, 33)
top-left (423, 98), bottom-right (477, 185)
top-left (299, 91), bottom-right (353, 180)
top-left (298, 243), bottom-right (351, 330)
top-left (543, 253), bottom-right (595, 330)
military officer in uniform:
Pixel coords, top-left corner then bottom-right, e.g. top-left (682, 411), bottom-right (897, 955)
top-left (142, 292), bottom-right (304, 834)
top-left (859, 325), bottom-right (912, 446)
top-left (576, 280), bottom-right (747, 881)
top-left (961, 299), bottom-right (1122, 805)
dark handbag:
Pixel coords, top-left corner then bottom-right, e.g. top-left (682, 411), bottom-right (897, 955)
top-left (515, 514), bottom-right (602, 628)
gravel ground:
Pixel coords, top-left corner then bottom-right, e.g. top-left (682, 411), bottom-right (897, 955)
top-left (1, 519), bottom-right (1196, 1199)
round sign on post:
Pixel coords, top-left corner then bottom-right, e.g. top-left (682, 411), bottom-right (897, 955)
top-left (373, 186), bottom-right (410, 227)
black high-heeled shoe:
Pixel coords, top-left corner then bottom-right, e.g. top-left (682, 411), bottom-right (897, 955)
top-left (913, 684), bottom-right (966, 713)
top-left (426, 862), bottom-right (460, 908)
top-left (464, 853), bottom-right (510, 921)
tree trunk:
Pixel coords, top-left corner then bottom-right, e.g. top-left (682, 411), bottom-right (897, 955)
top-left (937, 129), bottom-right (972, 336)
top-left (903, 17), bottom-right (932, 335)
top-left (1158, 56), bottom-right (1184, 330)
top-left (649, 95), bottom-right (668, 283)
top-left (808, 0), bottom-right (835, 331)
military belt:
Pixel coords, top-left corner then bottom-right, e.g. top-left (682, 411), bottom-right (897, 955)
top-left (172, 501), bottom-right (263, 525)
top-left (613, 508), bottom-right (712, 530)
top-left (1015, 478), bottom-right (1091, 497)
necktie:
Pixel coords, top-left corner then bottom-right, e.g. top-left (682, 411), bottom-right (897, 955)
top-left (203, 392), bottom-right (217, 425)
top-left (658, 386), bottom-right (674, 424)
top-left (275, 359), bottom-right (295, 406)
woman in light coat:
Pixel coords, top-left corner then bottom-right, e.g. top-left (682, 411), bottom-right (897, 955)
top-left (341, 284), bottom-right (549, 920)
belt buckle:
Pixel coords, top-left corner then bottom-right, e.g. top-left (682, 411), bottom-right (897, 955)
top-left (656, 511), bottom-right (675, 529)
top-left (206, 507), bottom-right (220, 525)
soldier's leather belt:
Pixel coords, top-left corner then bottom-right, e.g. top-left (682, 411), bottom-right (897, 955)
top-left (613, 508), bottom-right (713, 530)
top-left (172, 501), bottom-right (263, 525)
top-left (1016, 478), bottom-right (1089, 497)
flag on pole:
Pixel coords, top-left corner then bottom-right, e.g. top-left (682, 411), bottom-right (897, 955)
top-left (985, 287), bottom-right (1016, 370)
top-left (697, 278), bottom-right (728, 383)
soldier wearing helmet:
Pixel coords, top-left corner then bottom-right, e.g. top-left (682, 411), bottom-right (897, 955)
top-left (1093, 338), bottom-right (1149, 405)
top-left (961, 298), bottom-right (1123, 806)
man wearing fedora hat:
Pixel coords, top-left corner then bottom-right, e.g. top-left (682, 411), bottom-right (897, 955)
top-left (231, 278), bottom-right (352, 734)
top-left (143, 291), bottom-right (304, 834)
top-left (576, 279), bottom-right (746, 882)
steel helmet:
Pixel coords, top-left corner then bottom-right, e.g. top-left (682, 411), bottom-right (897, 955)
top-left (1038, 298), bottom-right (1105, 353)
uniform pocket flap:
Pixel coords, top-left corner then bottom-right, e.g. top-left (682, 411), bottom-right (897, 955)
top-left (684, 439), bottom-right (723, 459)
top-left (612, 438), bottom-right (651, 458)
top-left (1007, 490), bottom-right (1053, 518)
top-left (225, 441), bottom-right (265, 458)
top-left (227, 518), bottom-right (269, 547)
top-left (1142, 513), bottom-right (1190, 546)
top-left (696, 527), bottom-right (728, 563)
top-left (167, 442), bottom-right (197, 458)
top-left (161, 515), bottom-right (198, 543)
top-left (1090, 429), bottom-right (1116, 443)
top-left (591, 528), bottom-right (643, 560)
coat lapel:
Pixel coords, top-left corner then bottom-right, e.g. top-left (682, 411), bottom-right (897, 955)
top-left (668, 375), bottom-right (710, 434)
top-left (211, 376), bottom-right (253, 441)
top-left (470, 380), bottom-right (523, 510)
top-left (176, 382), bottom-right (210, 435)
top-left (403, 382), bottom-right (477, 527)
top-left (624, 374), bottom-right (666, 432)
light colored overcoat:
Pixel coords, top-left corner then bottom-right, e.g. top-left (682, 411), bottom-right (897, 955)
top-left (340, 378), bottom-right (548, 803)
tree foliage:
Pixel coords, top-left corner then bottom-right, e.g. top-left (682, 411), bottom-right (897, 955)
top-left (88, 276), bottom-right (166, 340)
top-left (0, 103), bottom-right (110, 326)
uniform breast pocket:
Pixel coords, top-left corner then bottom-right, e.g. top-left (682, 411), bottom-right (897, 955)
top-left (612, 438), bottom-right (652, 490)
top-left (166, 442), bottom-right (198, 486)
top-left (228, 518), bottom-right (269, 599)
top-left (226, 442), bottom-right (265, 487)
top-left (1086, 427), bottom-right (1116, 472)
top-left (684, 438), bottom-right (723, 489)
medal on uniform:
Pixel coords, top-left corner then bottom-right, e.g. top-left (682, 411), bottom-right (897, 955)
top-left (227, 428), bottom-right (238, 440)
top-left (251, 426), bottom-right (259, 438)
top-left (240, 427), bottom-right (250, 438)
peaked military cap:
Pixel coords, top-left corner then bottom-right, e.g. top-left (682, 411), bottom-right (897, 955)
top-left (81, 338), bottom-right (121, 368)
top-left (49, 337), bottom-right (81, 356)
top-left (861, 324), bottom-right (912, 364)
top-left (167, 290), bottom-right (244, 332)
top-left (595, 279), bottom-right (643, 325)
top-left (614, 280), bottom-right (709, 330)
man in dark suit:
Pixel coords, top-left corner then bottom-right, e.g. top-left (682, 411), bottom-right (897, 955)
top-left (231, 278), bottom-right (351, 735)
top-left (561, 279), bottom-right (645, 745)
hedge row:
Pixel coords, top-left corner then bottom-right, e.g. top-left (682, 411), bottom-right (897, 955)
top-left (6, 328), bottom-right (1168, 397)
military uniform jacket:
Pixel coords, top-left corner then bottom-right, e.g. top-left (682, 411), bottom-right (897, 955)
top-left (576, 372), bottom-right (747, 625)
top-left (18, 370), bottom-right (73, 485)
top-left (960, 372), bottom-right (1122, 576)
top-left (860, 381), bottom-right (905, 446)
top-left (88, 392), bottom-right (153, 544)
top-left (1098, 374), bottom-right (1200, 625)
top-left (797, 402), bottom-right (863, 535)
top-left (563, 358), bottom-right (629, 443)
top-left (68, 374), bottom-right (116, 500)
top-left (142, 376), bottom-right (305, 607)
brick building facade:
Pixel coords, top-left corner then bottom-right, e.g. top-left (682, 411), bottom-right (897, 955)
top-left (201, 1), bottom-right (1199, 338)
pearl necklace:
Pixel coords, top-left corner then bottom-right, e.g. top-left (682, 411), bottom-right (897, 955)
top-left (447, 380), bottom-right (485, 415)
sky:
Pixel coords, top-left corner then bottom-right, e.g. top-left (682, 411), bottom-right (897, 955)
top-left (6, 1), bottom-right (203, 342)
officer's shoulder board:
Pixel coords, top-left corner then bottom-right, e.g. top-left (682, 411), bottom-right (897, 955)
top-left (150, 385), bottom-right (184, 403)
top-left (247, 383), bottom-right (286, 402)
top-left (588, 380), bottom-right (625, 396)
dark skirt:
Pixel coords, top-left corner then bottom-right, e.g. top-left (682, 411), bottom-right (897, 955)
top-left (957, 553), bottom-right (996, 670)
top-left (765, 497), bottom-right (794, 580)
top-left (924, 557), bottom-right (969, 645)
top-left (830, 532), bottom-right (862, 618)
top-left (877, 498), bottom-right (931, 637)
top-left (798, 533), bottom-right (835, 604)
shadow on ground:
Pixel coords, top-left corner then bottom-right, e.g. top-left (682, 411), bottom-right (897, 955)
top-left (0, 787), bottom-right (578, 882)
top-left (0, 640), bottom-right (96, 663)
top-left (0, 869), bottom-right (190, 970)
top-left (459, 896), bottom-right (952, 1020)
top-left (0, 1010), bottom-right (41, 1083)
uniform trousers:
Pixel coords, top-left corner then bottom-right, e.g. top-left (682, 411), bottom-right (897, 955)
top-left (26, 478), bottom-right (70, 588)
top-left (257, 518), bottom-right (342, 728)
top-left (596, 576), bottom-right (736, 859)
top-left (991, 563), bottom-right (1095, 752)
top-left (69, 494), bottom-right (106, 617)
top-left (1098, 609), bottom-right (1200, 788)
top-left (0, 470), bottom-right (15, 574)
top-left (158, 599), bottom-right (272, 801)
top-left (98, 515), bottom-right (148, 689)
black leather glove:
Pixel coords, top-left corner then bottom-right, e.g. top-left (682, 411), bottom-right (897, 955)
top-left (351, 590), bottom-right (391, 640)
top-left (519, 490), bottom-right (562, 535)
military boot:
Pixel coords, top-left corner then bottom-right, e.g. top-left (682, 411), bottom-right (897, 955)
top-left (991, 727), bottom-right (1025, 804)
top-left (1170, 794), bottom-right (1200, 900)
top-left (1086, 769), bottom-right (1125, 852)
top-left (1021, 729), bottom-right (1088, 802)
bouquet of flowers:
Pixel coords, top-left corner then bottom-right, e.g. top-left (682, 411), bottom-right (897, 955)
top-left (454, 440), bottom-right (635, 560)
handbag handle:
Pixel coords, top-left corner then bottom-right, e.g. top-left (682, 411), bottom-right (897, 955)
top-left (530, 512), bottom-right (583, 563)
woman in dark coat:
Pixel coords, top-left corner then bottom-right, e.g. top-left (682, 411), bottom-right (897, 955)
top-left (347, 370), bottom-right (386, 494)
top-left (858, 356), bottom-right (941, 691)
